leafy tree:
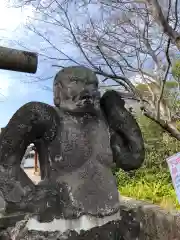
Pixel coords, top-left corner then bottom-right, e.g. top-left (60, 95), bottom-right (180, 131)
top-left (172, 59), bottom-right (180, 84)
top-left (116, 111), bottom-right (180, 210)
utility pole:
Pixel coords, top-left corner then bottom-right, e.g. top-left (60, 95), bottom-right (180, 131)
top-left (0, 46), bottom-right (38, 73)
top-left (32, 145), bottom-right (39, 175)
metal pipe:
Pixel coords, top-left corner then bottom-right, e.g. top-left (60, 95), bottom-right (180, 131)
top-left (0, 46), bottom-right (38, 73)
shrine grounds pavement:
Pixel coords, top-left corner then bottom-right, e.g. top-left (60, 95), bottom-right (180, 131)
top-left (24, 168), bottom-right (41, 184)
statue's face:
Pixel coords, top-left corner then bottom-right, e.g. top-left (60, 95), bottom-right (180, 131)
top-left (54, 67), bottom-right (101, 113)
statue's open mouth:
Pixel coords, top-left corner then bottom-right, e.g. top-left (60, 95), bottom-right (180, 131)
top-left (75, 91), bottom-right (100, 111)
top-left (79, 94), bottom-right (94, 105)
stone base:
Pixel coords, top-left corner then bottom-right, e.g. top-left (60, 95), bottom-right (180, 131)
top-left (0, 220), bottom-right (140, 240)
top-left (0, 209), bottom-right (140, 240)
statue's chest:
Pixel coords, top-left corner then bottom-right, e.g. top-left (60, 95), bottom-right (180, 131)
top-left (60, 118), bottom-right (93, 160)
top-left (50, 115), bottom-right (112, 170)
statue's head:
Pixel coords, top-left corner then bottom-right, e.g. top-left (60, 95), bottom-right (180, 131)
top-left (53, 66), bottom-right (101, 112)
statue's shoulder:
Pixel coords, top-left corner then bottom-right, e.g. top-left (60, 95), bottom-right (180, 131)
top-left (8, 101), bottom-right (60, 128)
top-left (15, 101), bottom-right (58, 117)
top-left (3, 102), bottom-right (61, 143)
top-left (100, 90), bottom-right (125, 108)
top-left (17, 101), bottom-right (54, 111)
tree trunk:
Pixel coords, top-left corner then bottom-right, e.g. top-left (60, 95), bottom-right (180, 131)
top-left (0, 46), bottom-right (38, 73)
top-left (143, 109), bottom-right (180, 140)
top-left (145, 0), bottom-right (180, 50)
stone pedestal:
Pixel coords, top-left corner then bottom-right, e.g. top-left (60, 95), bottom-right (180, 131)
top-left (0, 209), bottom-right (140, 240)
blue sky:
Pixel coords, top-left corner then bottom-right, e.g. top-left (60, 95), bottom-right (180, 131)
top-left (0, 1), bottom-right (59, 127)
top-left (0, 0), bottom-right (147, 127)
top-left (0, 1), bottom-right (107, 126)
top-left (0, 1), bottom-right (119, 127)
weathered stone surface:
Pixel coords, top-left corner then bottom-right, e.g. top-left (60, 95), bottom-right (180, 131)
top-left (0, 66), bottom-right (144, 222)
top-left (0, 212), bottom-right (27, 231)
top-left (0, 190), bottom-right (6, 209)
top-left (120, 196), bottom-right (180, 240)
top-left (0, 208), bottom-right (140, 240)
top-left (0, 66), bottom-right (145, 238)
top-left (2, 196), bottom-right (180, 240)
top-left (2, 196), bottom-right (180, 239)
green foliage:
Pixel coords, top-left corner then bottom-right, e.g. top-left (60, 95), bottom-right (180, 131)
top-left (172, 60), bottom-right (180, 80)
top-left (116, 114), bottom-right (180, 210)
top-left (137, 115), bottom-right (163, 150)
top-left (165, 81), bottom-right (178, 89)
top-left (136, 83), bottom-right (149, 92)
top-left (116, 167), bottom-right (179, 210)
top-left (176, 120), bottom-right (180, 131)
top-left (136, 81), bottom-right (179, 98)
top-left (135, 83), bottom-right (154, 100)
top-left (136, 81), bottom-right (179, 91)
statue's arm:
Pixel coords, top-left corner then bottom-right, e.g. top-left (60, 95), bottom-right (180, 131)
top-left (100, 90), bottom-right (145, 171)
top-left (0, 101), bottom-right (58, 166)
top-left (0, 102), bottom-right (59, 210)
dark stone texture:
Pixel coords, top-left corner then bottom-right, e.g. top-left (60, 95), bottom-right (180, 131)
top-left (0, 66), bottom-right (144, 235)
top-left (0, 212), bottom-right (26, 231)
top-left (0, 209), bottom-right (140, 240)
top-left (3, 197), bottom-right (180, 240)
top-left (22, 220), bottom-right (140, 240)
top-left (100, 90), bottom-right (145, 171)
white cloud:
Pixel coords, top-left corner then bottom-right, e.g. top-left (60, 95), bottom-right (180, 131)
top-left (0, 71), bottom-right (38, 100)
top-left (0, 0), bottom-right (34, 33)
top-left (0, 73), bottom-right (12, 99)
top-left (0, 1), bottom-right (36, 99)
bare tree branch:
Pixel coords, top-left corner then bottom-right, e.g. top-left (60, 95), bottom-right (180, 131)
top-left (145, 0), bottom-right (180, 49)
top-left (11, 0), bottom-right (180, 140)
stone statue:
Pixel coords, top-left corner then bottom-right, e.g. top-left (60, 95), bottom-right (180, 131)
top-left (0, 66), bottom-right (144, 239)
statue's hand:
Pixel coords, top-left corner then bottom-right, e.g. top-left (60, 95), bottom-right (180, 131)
top-left (0, 165), bottom-right (25, 199)
top-left (0, 167), bottom-right (54, 215)
top-left (0, 166), bottom-right (58, 215)
top-left (100, 90), bottom-right (145, 171)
